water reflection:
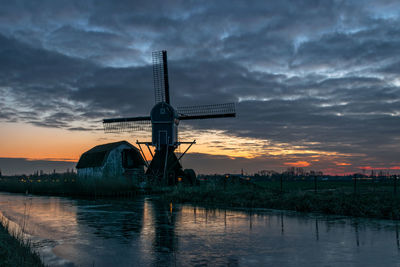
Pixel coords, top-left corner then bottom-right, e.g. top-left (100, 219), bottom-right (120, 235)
top-left (149, 200), bottom-right (179, 266)
top-left (75, 199), bottom-right (144, 242)
top-left (0, 192), bottom-right (400, 266)
top-left (354, 221), bottom-right (360, 247)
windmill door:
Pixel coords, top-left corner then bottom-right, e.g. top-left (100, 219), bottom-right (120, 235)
top-left (159, 130), bottom-right (168, 146)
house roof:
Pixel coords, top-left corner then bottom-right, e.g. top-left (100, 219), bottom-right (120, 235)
top-left (76, 140), bottom-right (143, 169)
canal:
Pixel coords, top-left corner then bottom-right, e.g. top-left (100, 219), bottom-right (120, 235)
top-left (0, 192), bottom-right (399, 266)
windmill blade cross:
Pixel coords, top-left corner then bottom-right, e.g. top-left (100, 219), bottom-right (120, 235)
top-left (177, 103), bottom-right (236, 120)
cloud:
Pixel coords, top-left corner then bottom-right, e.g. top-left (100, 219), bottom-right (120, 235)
top-left (336, 162), bottom-right (352, 166)
top-left (1, 0), bottom-right (400, 173)
top-left (181, 152), bottom-right (284, 175)
top-left (284, 161), bottom-right (311, 167)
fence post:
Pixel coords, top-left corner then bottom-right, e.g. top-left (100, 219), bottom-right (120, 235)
top-left (314, 175), bottom-right (317, 194)
top-left (353, 174), bottom-right (357, 194)
top-left (224, 175), bottom-right (227, 191)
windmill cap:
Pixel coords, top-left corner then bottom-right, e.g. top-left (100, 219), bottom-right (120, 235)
top-left (150, 102), bottom-right (178, 122)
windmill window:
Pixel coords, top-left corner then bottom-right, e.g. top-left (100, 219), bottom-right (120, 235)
top-left (160, 108), bottom-right (166, 114)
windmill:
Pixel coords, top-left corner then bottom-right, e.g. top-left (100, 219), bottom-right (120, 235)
top-left (103, 51), bottom-right (236, 185)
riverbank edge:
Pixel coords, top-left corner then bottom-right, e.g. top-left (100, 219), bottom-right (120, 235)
top-left (1, 183), bottom-right (400, 221)
top-left (0, 221), bottom-right (44, 266)
top-left (160, 185), bottom-right (400, 220)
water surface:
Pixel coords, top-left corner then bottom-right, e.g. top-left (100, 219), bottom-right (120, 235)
top-left (0, 192), bottom-right (399, 266)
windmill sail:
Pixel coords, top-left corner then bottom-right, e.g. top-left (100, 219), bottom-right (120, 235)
top-left (177, 103), bottom-right (236, 120)
top-left (152, 50), bottom-right (170, 104)
top-left (103, 116), bottom-right (151, 132)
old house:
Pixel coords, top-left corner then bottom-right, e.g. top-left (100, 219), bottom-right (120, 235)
top-left (76, 141), bottom-right (145, 179)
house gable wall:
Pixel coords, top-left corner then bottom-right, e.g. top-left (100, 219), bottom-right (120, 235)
top-left (102, 143), bottom-right (132, 177)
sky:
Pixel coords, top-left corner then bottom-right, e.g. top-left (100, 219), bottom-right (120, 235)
top-left (1, 0), bottom-right (400, 175)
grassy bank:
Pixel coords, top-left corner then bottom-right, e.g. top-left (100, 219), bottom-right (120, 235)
top-left (0, 173), bottom-right (141, 197)
top-left (2, 174), bottom-right (400, 220)
top-left (162, 183), bottom-right (400, 220)
top-left (0, 221), bottom-right (43, 266)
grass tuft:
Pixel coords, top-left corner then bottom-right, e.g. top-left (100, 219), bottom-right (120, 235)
top-left (0, 217), bottom-right (44, 267)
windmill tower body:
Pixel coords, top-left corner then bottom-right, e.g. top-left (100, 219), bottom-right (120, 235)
top-left (149, 102), bottom-right (182, 184)
top-left (103, 50), bottom-right (236, 185)
top-left (151, 102), bottom-right (178, 148)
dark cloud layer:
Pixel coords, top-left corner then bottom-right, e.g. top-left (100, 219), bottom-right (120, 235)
top-left (1, 0), bottom-right (400, 173)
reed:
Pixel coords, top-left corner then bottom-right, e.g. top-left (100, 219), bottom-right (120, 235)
top-left (0, 173), bottom-right (140, 197)
top-left (0, 215), bottom-right (44, 266)
top-left (162, 182), bottom-right (400, 220)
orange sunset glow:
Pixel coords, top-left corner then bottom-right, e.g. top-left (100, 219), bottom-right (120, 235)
top-left (1, 119), bottom-right (400, 175)
top-left (0, 119), bottom-right (378, 176)
top-left (284, 161), bottom-right (310, 167)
